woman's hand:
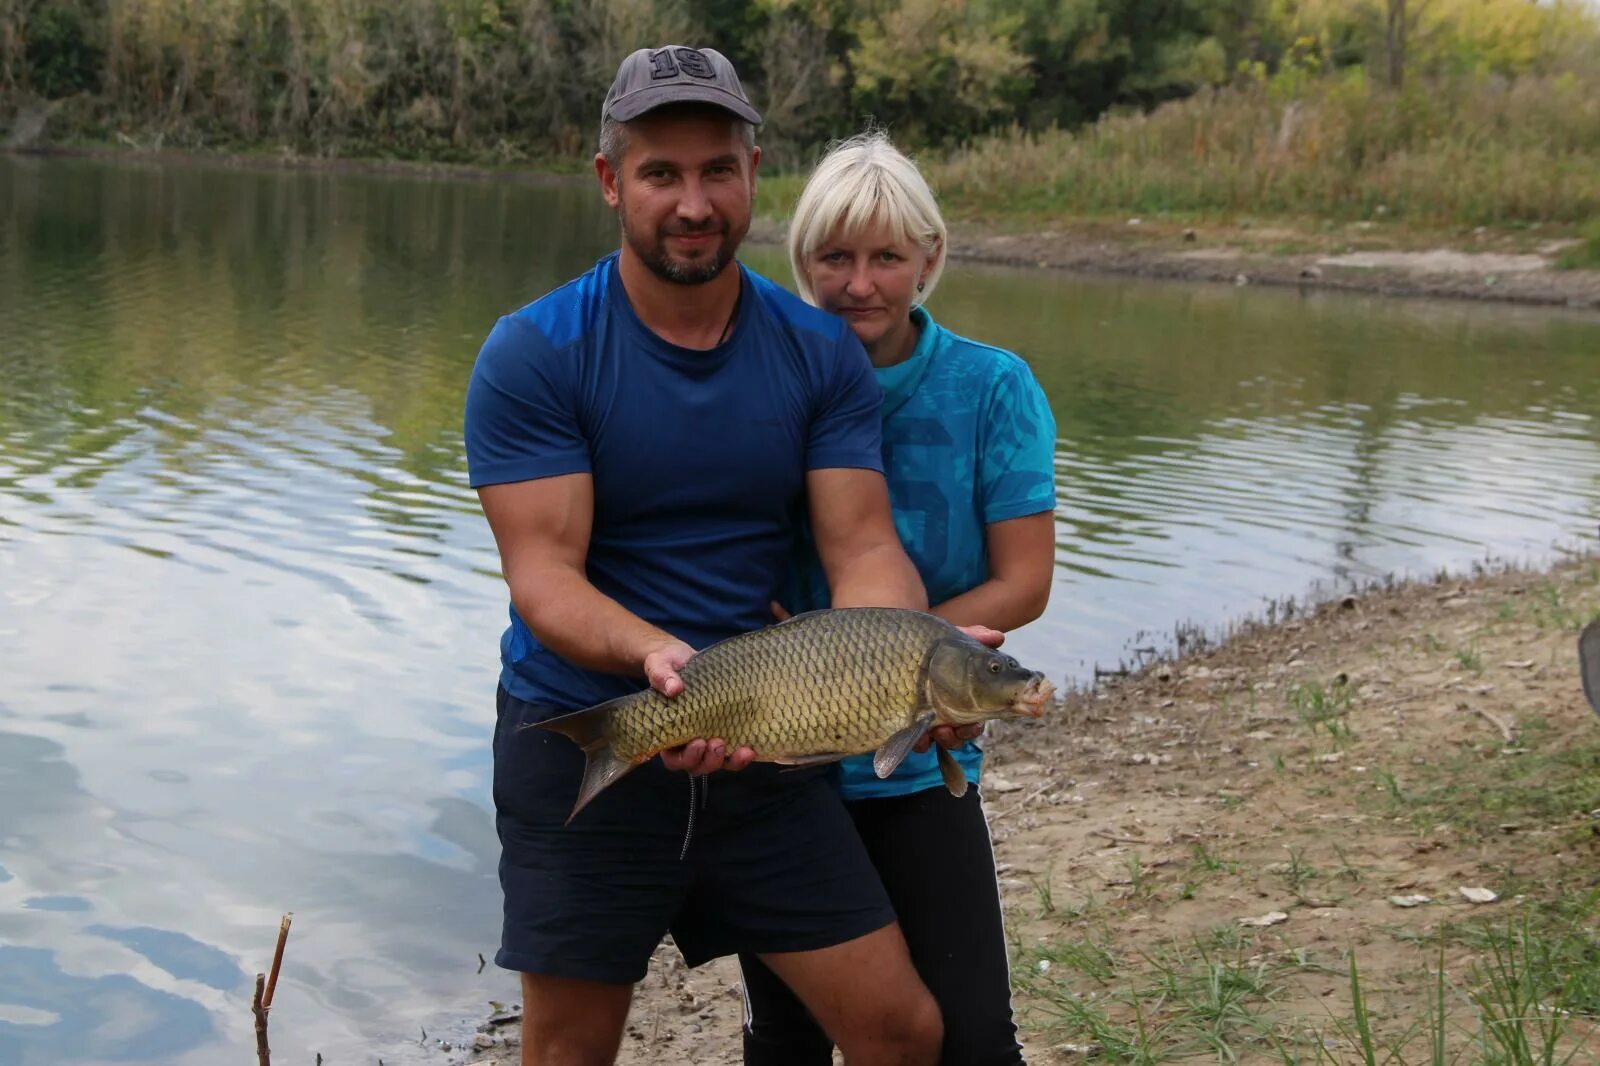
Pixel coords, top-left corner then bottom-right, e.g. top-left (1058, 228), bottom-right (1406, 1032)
top-left (916, 624), bottom-right (1003, 752)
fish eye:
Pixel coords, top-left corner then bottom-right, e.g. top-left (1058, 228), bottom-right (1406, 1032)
top-left (987, 659), bottom-right (1002, 674)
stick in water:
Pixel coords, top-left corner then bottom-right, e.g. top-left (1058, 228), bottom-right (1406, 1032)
top-left (253, 913), bottom-right (294, 1066)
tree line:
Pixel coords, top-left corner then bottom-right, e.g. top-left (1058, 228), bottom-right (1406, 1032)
top-left (1, 0), bottom-right (1595, 167)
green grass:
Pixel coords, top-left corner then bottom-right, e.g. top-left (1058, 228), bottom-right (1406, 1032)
top-left (1387, 719), bottom-right (1600, 838)
top-left (1525, 576), bottom-right (1600, 632)
top-left (1290, 679), bottom-right (1355, 738)
top-left (1555, 219), bottom-right (1600, 270)
top-left (1017, 937), bottom-right (1288, 1061)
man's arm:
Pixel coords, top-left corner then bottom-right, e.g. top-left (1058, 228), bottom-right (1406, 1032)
top-left (478, 474), bottom-right (752, 772)
top-left (805, 467), bottom-right (927, 610)
top-left (479, 474), bottom-right (682, 683)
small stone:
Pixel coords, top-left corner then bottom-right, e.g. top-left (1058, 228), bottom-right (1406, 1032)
top-left (1234, 273), bottom-right (1250, 286)
top-left (1389, 894), bottom-right (1432, 908)
top-left (1183, 228), bottom-right (1197, 242)
top-left (1502, 660), bottom-right (1534, 669)
top-left (1239, 911), bottom-right (1290, 927)
top-left (985, 775), bottom-right (1024, 793)
top-left (1459, 886), bottom-right (1499, 904)
top-left (1299, 265), bottom-right (1323, 280)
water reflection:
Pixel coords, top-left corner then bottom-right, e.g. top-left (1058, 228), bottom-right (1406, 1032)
top-left (2, 154), bottom-right (1600, 1063)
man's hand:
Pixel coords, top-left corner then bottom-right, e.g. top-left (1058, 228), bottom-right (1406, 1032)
top-left (915, 624), bottom-right (1005, 753)
top-left (642, 638), bottom-right (697, 698)
top-left (645, 638), bottom-right (757, 773)
top-left (661, 738), bottom-right (757, 774)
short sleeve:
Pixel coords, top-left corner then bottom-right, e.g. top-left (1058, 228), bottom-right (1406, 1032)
top-left (978, 361), bottom-right (1058, 524)
top-left (464, 315), bottom-right (592, 488)
top-left (806, 329), bottom-right (884, 473)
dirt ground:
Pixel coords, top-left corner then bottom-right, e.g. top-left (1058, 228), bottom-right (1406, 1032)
top-left (945, 222), bottom-right (1600, 311)
top-left (452, 556), bottom-right (1600, 1064)
top-left (743, 216), bottom-right (1600, 311)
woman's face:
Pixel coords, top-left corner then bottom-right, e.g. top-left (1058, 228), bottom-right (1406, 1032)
top-left (805, 226), bottom-right (932, 352)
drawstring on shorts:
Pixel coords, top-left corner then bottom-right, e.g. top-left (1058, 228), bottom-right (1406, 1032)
top-left (679, 773), bottom-right (708, 861)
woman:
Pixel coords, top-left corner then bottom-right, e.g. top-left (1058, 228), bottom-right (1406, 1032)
top-left (739, 131), bottom-right (1058, 1065)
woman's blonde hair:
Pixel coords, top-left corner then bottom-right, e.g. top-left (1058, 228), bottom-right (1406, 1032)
top-left (787, 130), bottom-right (948, 307)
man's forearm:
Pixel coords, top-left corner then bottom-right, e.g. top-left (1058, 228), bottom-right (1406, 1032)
top-left (506, 564), bottom-right (677, 677)
top-left (827, 542), bottom-right (928, 610)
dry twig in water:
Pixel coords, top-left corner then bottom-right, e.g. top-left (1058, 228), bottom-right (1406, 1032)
top-left (253, 912), bottom-right (294, 1066)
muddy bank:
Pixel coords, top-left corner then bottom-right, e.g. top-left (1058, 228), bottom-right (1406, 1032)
top-left (8, 143), bottom-right (1600, 311)
top-left (745, 216), bottom-right (1600, 311)
top-left (447, 553), bottom-right (1600, 1063)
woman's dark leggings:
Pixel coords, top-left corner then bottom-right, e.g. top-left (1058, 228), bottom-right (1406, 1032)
top-left (739, 785), bottom-right (1024, 1065)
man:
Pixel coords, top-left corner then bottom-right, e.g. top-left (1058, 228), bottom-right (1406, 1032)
top-left (464, 46), bottom-right (988, 1066)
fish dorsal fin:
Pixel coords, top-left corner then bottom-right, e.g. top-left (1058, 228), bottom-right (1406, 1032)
top-left (1581, 619), bottom-right (1600, 716)
top-left (873, 713), bottom-right (934, 780)
top-left (936, 745), bottom-right (969, 797)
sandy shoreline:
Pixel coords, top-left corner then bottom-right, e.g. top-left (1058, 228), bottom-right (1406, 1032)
top-left (446, 552), bottom-right (1600, 1064)
top-left (8, 144), bottom-right (1600, 311)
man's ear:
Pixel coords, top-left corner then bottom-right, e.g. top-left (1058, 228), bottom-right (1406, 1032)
top-left (596, 152), bottom-right (621, 209)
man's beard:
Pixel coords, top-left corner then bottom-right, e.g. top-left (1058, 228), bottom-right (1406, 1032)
top-left (621, 212), bottom-right (747, 286)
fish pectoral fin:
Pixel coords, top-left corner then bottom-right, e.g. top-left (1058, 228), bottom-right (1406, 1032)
top-left (772, 752), bottom-right (851, 768)
top-left (873, 714), bottom-right (935, 780)
top-left (935, 745), bottom-right (969, 797)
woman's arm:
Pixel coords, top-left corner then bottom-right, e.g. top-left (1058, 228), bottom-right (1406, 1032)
top-left (930, 511), bottom-right (1055, 632)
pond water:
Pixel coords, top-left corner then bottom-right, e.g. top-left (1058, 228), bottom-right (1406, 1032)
top-left (2, 154), bottom-right (1598, 1064)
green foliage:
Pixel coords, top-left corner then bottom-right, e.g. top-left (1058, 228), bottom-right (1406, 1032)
top-left (1556, 218), bottom-right (1600, 271)
top-left (849, 0), bottom-right (1030, 143)
top-left (0, 0), bottom-right (1597, 200)
top-left (11, 0), bottom-right (105, 97)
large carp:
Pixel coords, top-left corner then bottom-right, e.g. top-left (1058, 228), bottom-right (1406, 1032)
top-left (538, 607), bottom-right (1055, 822)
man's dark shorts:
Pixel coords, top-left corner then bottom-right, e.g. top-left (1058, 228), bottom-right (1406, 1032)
top-left (493, 686), bottom-right (896, 983)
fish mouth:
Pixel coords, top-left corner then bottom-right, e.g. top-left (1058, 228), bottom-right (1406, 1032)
top-left (1014, 676), bottom-right (1055, 719)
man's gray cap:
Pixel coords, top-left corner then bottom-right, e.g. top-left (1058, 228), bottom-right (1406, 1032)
top-left (603, 46), bottom-right (762, 126)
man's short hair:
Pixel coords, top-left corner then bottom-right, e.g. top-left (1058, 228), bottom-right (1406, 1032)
top-left (787, 130), bottom-right (948, 307)
top-left (599, 112), bottom-right (756, 170)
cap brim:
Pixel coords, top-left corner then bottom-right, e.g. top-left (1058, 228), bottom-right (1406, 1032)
top-left (607, 83), bottom-right (762, 126)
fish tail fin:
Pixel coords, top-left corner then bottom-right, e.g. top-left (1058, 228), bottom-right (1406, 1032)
top-left (537, 696), bottom-right (640, 824)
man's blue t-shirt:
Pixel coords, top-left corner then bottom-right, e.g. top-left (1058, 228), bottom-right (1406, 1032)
top-left (793, 307), bottom-right (1058, 800)
top-left (464, 254), bottom-right (883, 712)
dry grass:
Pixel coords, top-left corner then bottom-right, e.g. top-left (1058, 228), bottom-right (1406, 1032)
top-left (926, 71), bottom-right (1600, 228)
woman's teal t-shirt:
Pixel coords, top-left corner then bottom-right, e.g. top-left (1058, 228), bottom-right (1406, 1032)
top-left (795, 307), bottom-right (1058, 800)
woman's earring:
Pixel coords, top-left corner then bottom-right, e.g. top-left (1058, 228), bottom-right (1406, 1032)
top-left (916, 280), bottom-right (925, 293)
